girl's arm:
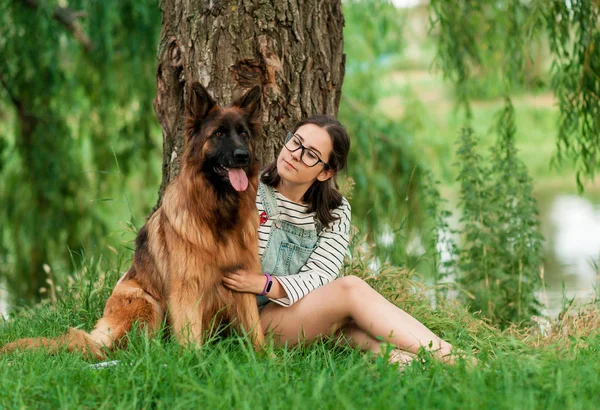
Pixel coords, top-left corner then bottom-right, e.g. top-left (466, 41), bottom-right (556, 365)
top-left (268, 198), bottom-right (351, 307)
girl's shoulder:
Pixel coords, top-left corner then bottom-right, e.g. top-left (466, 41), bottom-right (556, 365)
top-left (337, 196), bottom-right (351, 212)
top-left (332, 196), bottom-right (351, 218)
top-left (319, 196), bottom-right (351, 233)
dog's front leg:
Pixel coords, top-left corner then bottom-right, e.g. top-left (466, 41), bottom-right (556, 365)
top-left (169, 291), bottom-right (205, 348)
top-left (231, 292), bottom-right (265, 352)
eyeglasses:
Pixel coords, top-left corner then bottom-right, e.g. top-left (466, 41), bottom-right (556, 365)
top-left (284, 132), bottom-right (329, 168)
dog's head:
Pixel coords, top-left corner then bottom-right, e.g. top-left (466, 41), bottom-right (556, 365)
top-left (183, 82), bottom-right (262, 192)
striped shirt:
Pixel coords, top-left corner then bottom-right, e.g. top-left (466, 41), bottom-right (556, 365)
top-left (257, 185), bottom-right (351, 307)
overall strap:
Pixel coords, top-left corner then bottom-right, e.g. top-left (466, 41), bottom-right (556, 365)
top-left (314, 218), bottom-right (324, 235)
top-left (258, 182), bottom-right (280, 219)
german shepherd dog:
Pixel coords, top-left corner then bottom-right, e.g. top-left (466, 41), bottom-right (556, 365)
top-left (0, 83), bottom-right (265, 359)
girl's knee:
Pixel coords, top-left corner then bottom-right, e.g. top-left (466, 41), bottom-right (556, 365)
top-left (336, 275), bottom-right (369, 296)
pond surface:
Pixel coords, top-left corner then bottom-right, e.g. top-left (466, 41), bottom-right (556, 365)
top-left (414, 191), bottom-right (600, 319)
top-left (540, 194), bottom-right (600, 317)
top-left (0, 285), bottom-right (7, 320)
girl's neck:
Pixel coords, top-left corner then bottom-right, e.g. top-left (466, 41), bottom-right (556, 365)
top-left (275, 179), bottom-right (310, 204)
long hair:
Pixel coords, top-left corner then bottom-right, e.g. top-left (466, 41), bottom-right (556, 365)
top-left (261, 115), bottom-right (350, 227)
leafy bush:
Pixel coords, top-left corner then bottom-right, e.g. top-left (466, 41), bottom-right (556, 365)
top-left (452, 100), bottom-right (544, 327)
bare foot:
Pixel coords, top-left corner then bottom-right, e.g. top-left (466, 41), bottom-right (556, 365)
top-left (387, 349), bottom-right (416, 372)
top-left (442, 348), bottom-right (478, 369)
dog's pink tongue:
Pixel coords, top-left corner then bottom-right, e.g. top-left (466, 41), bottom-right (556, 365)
top-left (228, 168), bottom-right (248, 191)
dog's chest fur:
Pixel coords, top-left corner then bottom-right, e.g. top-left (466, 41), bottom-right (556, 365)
top-left (157, 175), bottom-right (260, 286)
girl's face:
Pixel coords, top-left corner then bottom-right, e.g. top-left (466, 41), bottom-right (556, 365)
top-left (276, 123), bottom-right (335, 186)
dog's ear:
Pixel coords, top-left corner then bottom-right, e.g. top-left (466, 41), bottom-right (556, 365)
top-left (186, 82), bottom-right (216, 136)
top-left (233, 86), bottom-right (262, 134)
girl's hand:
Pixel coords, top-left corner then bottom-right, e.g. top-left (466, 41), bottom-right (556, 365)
top-left (222, 269), bottom-right (265, 294)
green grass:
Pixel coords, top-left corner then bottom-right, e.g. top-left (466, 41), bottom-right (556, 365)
top-left (1, 243), bottom-right (599, 409)
top-left (2, 333), bottom-right (599, 409)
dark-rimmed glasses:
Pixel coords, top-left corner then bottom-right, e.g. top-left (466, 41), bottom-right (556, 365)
top-left (284, 132), bottom-right (329, 168)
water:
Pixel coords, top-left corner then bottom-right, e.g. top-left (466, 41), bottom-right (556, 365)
top-left (446, 193), bottom-right (600, 318)
top-left (541, 194), bottom-right (600, 317)
top-left (0, 285), bottom-right (7, 320)
top-left (388, 193), bottom-right (600, 319)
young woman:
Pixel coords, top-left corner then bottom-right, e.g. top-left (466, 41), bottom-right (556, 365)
top-left (222, 115), bottom-right (457, 366)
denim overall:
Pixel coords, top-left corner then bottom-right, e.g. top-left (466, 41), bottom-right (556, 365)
top-left (256, 183), bottom-right (320, 308)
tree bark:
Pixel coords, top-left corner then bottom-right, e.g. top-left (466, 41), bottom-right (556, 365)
top-left (153, 0), bottom-right (345, 209)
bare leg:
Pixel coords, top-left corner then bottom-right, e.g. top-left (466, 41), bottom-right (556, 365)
top-left (260, 276), bottom-right (454, 363)
top-left (338, 321), bottom-right (416, 367)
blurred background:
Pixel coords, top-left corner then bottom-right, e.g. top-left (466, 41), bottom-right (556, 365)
top-left (1, 0), bottom-right (599, 320)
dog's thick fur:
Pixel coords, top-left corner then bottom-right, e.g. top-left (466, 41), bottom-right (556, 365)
top-left (1, 83), bottom-right (265, 359)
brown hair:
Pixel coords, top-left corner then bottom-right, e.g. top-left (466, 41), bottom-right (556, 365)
top-left (261, 115), bottom-right (350, 227)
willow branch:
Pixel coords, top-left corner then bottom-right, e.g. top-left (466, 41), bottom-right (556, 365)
top-left (19, 0), bottom-right (93, 51)
top-left (0, 70), bottom-right (23, 112)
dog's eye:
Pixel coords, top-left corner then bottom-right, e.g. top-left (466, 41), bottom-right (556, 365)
top-left (240, 132), bottom-right (248, 139)
top-left (213, 131), bottom-right (222, 138)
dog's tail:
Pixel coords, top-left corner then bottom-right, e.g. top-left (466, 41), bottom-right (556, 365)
top-left (0, 327), bottom-right (108, 360)
top-left (1, 279), bottom-right (165, 361)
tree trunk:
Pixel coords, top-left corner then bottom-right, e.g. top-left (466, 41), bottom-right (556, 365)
top-left (153, 0), bottom-right (345, 208)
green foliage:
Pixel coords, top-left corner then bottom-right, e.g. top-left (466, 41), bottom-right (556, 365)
top-left (546, 1), bottom-right (600, 189)
top-left (340, 0), bottom-right (423, 267)
top-left (488, 99), bottom-right (544, 324)
top-left (429, 0), bottom-right (535, 109)
top-left (0, 0), bottom-right (584, 336)
top-left (420, 170), bottom-right (457, 303)
top-left (453, 100), bottom-right (544, 327)
top-left (430, 0), bottom-right (600, 186)
top-left (0, 1), bottom-right (161, 302)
